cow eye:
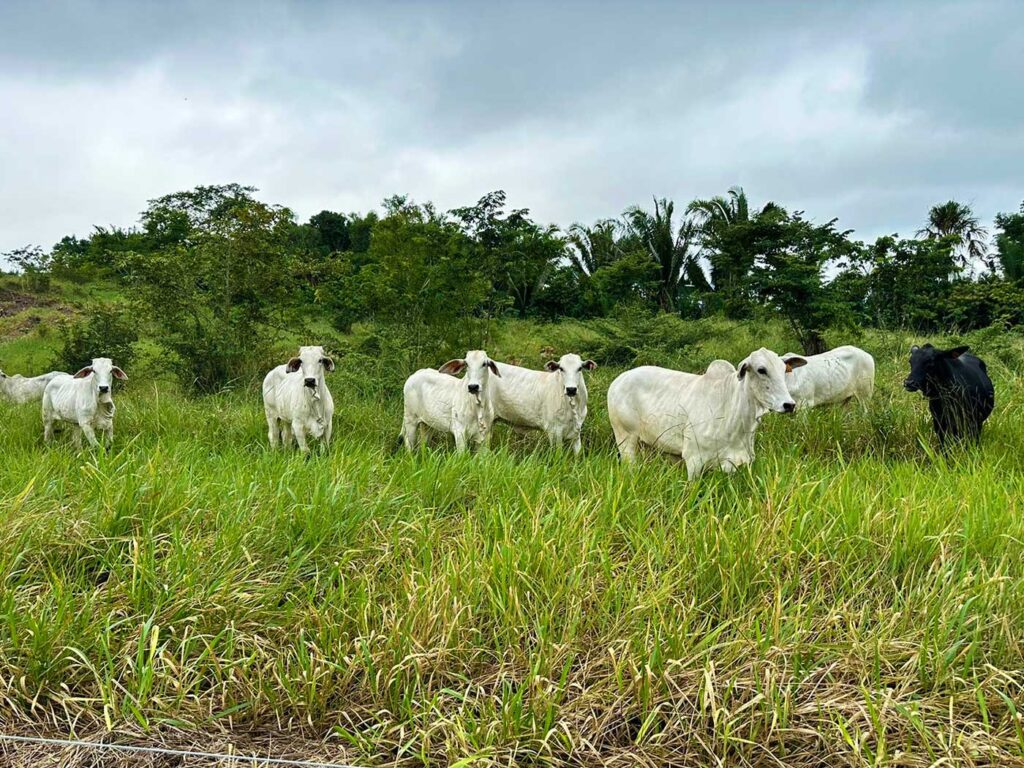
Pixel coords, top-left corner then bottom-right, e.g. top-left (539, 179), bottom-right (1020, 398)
top-left (757, 367), bottom-right (767, 375)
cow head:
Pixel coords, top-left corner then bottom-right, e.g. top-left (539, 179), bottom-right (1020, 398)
top-left (439, 349), bottom-right (500, 396)
top-left (737, 348), bottom-right (804, 413)
top-left (74, 357), bottom-right (127, 396)
top-left (286, 345), bottom-right (335, 391)
top-left (904, 344), bottom-right (969, 393)
top-left (545, 353), bottom-right (596, 398)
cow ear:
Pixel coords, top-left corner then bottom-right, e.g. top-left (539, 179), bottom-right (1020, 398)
top-left (545, 360), bottom-right (561, 372)
top-left (439, 359), bottom-right (467, 376)
top-left (73, 367), bottom-right (94, 379)
top-left (582, 359), bottom-right (597, 370)
top-left (784, 356), bottom-right (807, 372)
top-left (321, 356), bottom-right (335, 372)
top-left (286, 357), bottom-right (302, 373)
top-left (737, 362), bottom-right (749, 380)
top-left (487, 360), bottom-right (501, 377)
top-left (112, 367), bottom-right (128, 381)
top-left (945, 346), bottom-right (970, 359)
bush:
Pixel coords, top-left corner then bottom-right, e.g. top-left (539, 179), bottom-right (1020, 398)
top-left (57, 303), bottom-right (138, 373)
top-left (945, 279), bottom-right (1024, 330)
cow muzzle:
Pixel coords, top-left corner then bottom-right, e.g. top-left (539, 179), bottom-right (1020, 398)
top-left (903, 379), bottom-right (920, 392)
top-left (565, 387), bottom-right (577, 397)
top-left (467, 383), bottom-right (480, 395)
top-left (782, 401), bottom-right (795, 414)
top-left (98, 385), bottom-right (110, 394)
top-left (304, 378), bottom-right (318, 390)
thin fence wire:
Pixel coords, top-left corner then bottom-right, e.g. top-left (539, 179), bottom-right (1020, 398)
top-left (0, 733), bottom-right (361, 768)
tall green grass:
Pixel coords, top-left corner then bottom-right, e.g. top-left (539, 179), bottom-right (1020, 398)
top-left (1, 319), bottom-right (1023, 766)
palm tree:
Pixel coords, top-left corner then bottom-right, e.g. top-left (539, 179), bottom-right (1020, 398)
top-left (623, 198), bottom-right (707, 311)
top-left (565, 219), bottom-right (622, 277)
top-left (687, 186), bottom-right (784, 312)
top-left (918, 201), bottom-right (989, 271)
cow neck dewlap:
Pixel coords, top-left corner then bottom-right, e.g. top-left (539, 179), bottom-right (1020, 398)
top-left (568, 392), bottom-right (583, 432)
top-left (472, 392), bottom-right (488, 434)
top-left (306, 385), bottom-right (327, 424)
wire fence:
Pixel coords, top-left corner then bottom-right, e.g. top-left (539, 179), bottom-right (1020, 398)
top-left (0, 733), bottom-right (360, 768)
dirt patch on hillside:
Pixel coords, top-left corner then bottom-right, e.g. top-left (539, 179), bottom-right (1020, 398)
top-left (0, 287), bottom-right (64, 317)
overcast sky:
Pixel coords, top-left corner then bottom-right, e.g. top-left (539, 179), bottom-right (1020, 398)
top-left (1, 0), bottom-right (1022, 254)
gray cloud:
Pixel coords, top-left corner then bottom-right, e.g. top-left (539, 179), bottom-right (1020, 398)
top-left (1, 0), bottom-right (1022, 256)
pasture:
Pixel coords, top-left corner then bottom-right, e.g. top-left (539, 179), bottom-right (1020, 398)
top-left (1, 317), bottom-right (1024, 766)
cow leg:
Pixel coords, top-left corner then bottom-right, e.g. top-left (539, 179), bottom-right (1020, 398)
top-left (453, 428), bottom-right (468, 453)
top-left (571, 432), bottom-right (582, 455)
top-left (104, 423), bottom-right (114, 447)
top-left (43, 416), bottom-right (55, 444)
top-left (685, 455), bottom-right (705, 480)
top-left (266, 413), bottom-right (279, 448)
top-left (616, 432), bottom-right (639, 462)
top-left (292, 422), bottom-right (309, 454)
top-left (402, 417), bottom-right (419, 452)
top-left (79, 422), bottom-right (100, 449)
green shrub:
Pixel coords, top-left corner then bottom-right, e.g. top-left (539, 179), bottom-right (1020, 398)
top-left (56, 302), bottom-right (138, 372)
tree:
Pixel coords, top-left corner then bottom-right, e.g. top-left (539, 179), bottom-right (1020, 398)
top-left (624, 198), bottom-right (705, 312)
top-left (918, 200), bottom-right (989, 271)
top-left (3, 245), bottom-right (51, 291)
top-left (994, 202), bottom-right (1024, 282)
top-left (307, 210), bottom-right (351, 255)
top-left (688, 186), bottom-right (785, 316)
top-left (451, 191), bottom-right (564, 318)
top-left (565, 220), bottom-right (622, 277)
top-left (864, 235), bottom-right (959, 330)
top-left (357, 196), bottom-right (488, 331)
top-left (120, 185), bottom-right (299, 391)
top-left (752, 213), bottom-right (860, 355)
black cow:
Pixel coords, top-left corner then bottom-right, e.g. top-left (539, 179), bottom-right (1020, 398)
top-left (904, 344), bottom-right (994, 447)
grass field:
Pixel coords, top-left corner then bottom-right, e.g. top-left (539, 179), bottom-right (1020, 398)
top-left (1, 306), bottom-right (1024, 766)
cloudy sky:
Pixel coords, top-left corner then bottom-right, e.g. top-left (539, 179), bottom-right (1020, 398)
top-left (1, 0), bottom-right (1022, 254)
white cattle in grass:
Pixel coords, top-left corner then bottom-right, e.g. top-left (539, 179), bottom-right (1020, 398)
top-left (0, 370), bottom-right (66, 404)
top-left (42, 358), bottom-right (127, 448)
top-left (607, 348), bottom-right (806, 477)
top-left (781, 345), bottom-right (875, 410)
top-left (491, 353), bottom-right (596, 453)
top-left (400, 349), bottom-right (500, 453)
top-left (262, 345), bottom-right (335, 453)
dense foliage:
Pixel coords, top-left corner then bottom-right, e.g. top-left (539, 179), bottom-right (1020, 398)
top-left (6, 184), bottom-right (1023, 390)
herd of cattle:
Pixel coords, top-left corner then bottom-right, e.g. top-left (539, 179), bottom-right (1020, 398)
top-left (0, 341), bottom-right (996, 474)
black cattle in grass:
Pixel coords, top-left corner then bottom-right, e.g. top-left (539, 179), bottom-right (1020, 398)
top-left (904, 344), bottom-right (994, 447)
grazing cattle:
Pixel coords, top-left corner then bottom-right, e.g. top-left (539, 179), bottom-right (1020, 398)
top-left (491, 354), bottom-right (596, 453)
top-left (0, 369), bottom-right (66, 404)
top-left (42, 358), bottom-right (126, 448)
top-left (262, 345), bottom-right (335, 453)
top-left (781, 345), bottom-right (875, 410)
top-left (904, 344), bottom-right (994, 446)
top-left (400, 349), bottom-right (500, 453)
top-left (607, 348), bottom-right (806, 477)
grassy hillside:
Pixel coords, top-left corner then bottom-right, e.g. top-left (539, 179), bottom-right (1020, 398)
top-left (1, 282), bottom-right (1024, 766)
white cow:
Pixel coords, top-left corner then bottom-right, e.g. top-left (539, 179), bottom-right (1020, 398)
top-left (400, 349), bottom-right (500, 453)
top-left (262, 345), bottom-right (335, 453)
top-left (781, 345), bottom-right (875, 410)
top-left (607, 348), bottom-right (806, 477)
top-left (42, 358), bottom-right (127, 448)
top-left (491, 354), bottom-right (596, 453)
top-left (0, 369), bottom-right (66, 404)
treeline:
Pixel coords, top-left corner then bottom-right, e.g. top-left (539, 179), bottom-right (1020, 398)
top-left (5, 183), bottom-right (1024, 391)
